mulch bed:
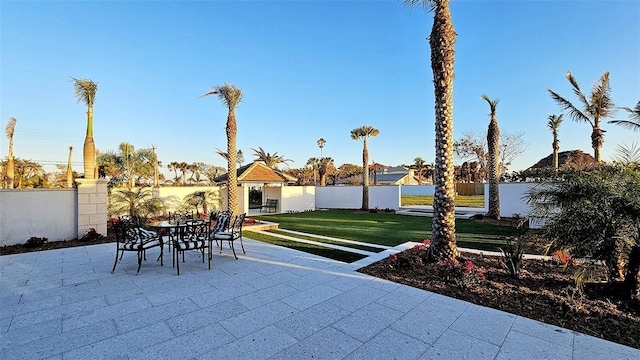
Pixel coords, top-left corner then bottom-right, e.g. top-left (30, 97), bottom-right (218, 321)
top-left (357, 246), bottom-right (640, 349)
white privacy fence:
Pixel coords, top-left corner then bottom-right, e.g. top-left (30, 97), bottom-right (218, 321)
top-left (1, 183), bottom-right (545, 246)
top-left (0, 189), bottom-right (77, 246)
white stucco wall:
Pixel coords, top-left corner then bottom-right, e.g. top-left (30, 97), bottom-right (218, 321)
top-left (315, 185), bottom-right (401, 210)
top-left (280, 186), bottom-right (315, 212)
top-left (0, 189), bottom-right (77, 246)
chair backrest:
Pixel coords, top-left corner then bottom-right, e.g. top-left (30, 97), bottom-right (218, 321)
top-left (230, 213), bottom-right (246, 238)
top-left (210, 212), bottom-right (232, 235)
top-left (185, 220), bottom-right (208, 240)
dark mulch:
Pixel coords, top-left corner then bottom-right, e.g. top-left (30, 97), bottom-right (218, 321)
top-left (358, 246), bottom-right (640, 350)
top-left (1, 229), bottom-right (116, 256)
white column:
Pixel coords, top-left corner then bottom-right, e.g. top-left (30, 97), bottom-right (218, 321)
top-left (76, 179), bottom-right (108, 238)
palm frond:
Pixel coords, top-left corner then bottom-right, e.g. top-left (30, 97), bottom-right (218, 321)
top-left (403, 0), bottom-right (438, 12)
top-left (547, 114), bottom-right (563, 131)
top-left (481, 95), bottom-right (499, 114)
top-left (5, 117), bottom-right (16, 139)
top-left (565, 71), bottom-right (590, 112)
top-left (589, 71), bottom-right (614, 118)
top-left (612, 142), bottom-right (640, 166)
top-left (215, 148), bottom-right (229, 160)
top-left (548, 89), bottom-right (591, 125)
top-left (71, 77), bottom-right (98, 106)
top-left (608, 101), bottom-right (640, 132)
top-left (200, 83), bottom-right (242, 110)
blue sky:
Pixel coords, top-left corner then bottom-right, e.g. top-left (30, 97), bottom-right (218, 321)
top-left (1, 0), bottom-right (638, 177)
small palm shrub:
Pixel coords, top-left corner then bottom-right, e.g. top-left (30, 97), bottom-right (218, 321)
top-left (499, 237), bottom-right (525, 278)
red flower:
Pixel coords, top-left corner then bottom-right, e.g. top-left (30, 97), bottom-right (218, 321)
top-left (463, 260), bottom-right (475, 272)
top-left (412, 244), bottom-right (425, 251)
top-left (423, 239), bottom-right (431, 246)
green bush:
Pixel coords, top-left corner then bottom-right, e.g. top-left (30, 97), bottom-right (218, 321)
top-left (527, 164), bottom-right (640, 297)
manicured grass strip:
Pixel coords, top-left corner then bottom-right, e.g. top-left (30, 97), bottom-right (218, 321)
top-left (244, 230), bottom-right (367, 263)
top-left (253, 209), bottom-right (524, 249)
top-left (401, 195), bottom-right (485, 207)
top-left (267, 229), bottom-right (385, 253)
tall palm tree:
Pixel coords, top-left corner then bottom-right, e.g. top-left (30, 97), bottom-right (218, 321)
top-left (317, 138), bottom-right (326, 158)
top-left (609, 100), bottom-right (640, 132)
top-left (200, 83), bottom-right (243, 213)
top-left (66, 146), bottom-right (73, 188)
top-left (547, 114), bottom-right (564, 169)
top-left (251, 147), bottom-right (293, 169)
top-left (5, 117), bottom-right (16, 189)
top-left (481, 95), bottom-right (501, 220)
top-left (350, 125), bottom-right (379, 211)
top-left (72, 77), bottom-right (98, 179)
top-left (548, 71), bottom-right (614, 162)
top-left (405, 0), bottom-right (458, 260)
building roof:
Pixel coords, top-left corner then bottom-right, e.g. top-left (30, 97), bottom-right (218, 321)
top-left (214, 161), bottom-right (297, 184)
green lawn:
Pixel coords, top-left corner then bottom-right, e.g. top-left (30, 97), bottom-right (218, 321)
top-left (401, 195), bottom-right (485, 207)
top-left (252, 209), bottom-right (523, 252)
top-left (243, 230), bottom-right (367, 263)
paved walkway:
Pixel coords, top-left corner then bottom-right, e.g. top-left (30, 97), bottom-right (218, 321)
top-left (1, 238), bottom-right (638, 360)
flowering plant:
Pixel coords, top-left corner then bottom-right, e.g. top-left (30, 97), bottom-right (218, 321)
top-left (437, 258), bottom-right (486, 288)
top-left (552, 249), bottom-right (576, 268)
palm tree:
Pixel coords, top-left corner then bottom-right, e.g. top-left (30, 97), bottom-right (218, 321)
top-left (251, 147), bottom-right (293, 169)
top-left (350, 125), bottom-right (379, 210)
top-left (306, 157), bottom-right (319, 184)
top-left (547, 114), bottom-right (564, 169)
top-left (405, 0), bottom-right (458, 260)
top-left (168, 161), bottom-right (180, 182)
top-left (318, 157), bottom-right (334, 187)
top-left (548, 71), bottom-right (614, 162)
top-left (5, 117), bottom-right (16, 189)
top-left (72, 77), bottom-right (98, 179)
top-left (609, 100), bottom-right (640, 132)
top-left (66, 146), bottom-right (73, 188)
top-left (317, 138), bottom-right (326, 158)
top-left (413, 156), bottom-right (426, 183)
top-left (481, 95), bottom-right (501, 220)
top-left (178, 162), bottom-right (188, 186)
top-left (237, 149), bottom-right (245, 167)
top-left (200, 83), bottom-right (243, 213)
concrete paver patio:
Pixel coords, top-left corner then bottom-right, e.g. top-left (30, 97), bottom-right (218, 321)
top-left (1, 238), bottom-right (639, 359)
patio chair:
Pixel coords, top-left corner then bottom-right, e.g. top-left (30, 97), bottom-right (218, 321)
top-left (165, 211), bottom-right (194, 250)
top-left (211, 213), bottom-right (246, 260)
top-left (173, 219), bottom-right (210, 275)
top-left (111, 217), bottom-right (163, 273)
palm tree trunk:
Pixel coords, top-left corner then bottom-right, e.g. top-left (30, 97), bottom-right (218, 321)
top-left (6, 157), bottom-right (14, 189)
top-left (429, 0), bottom-right (458, 260)
top-left (362, 142), bottom-right (369, 211)
top-left (66, 147), bottom-right (73, 188)
top-left (592, 126), bottom-right (604, 162)
top-left (83, 107), bottom-right (96, 179)
top-left (227, 111), bottom-right (238, 214)
top-left (552, 137), bottom-right (559, 169)
top-left (487, 117), bottom-right (501, 219)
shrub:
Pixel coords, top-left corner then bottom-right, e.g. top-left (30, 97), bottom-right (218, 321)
top-left (80, 228), bottom-right (102, 242)
top-left (499, 237), bottom-right (525, 278)
top-left (437, 258), bottom-right (485, 288)
top-left (527, 164), bottom-right (640, 297)
top-left (25, 237), bottom-right (48, 248)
